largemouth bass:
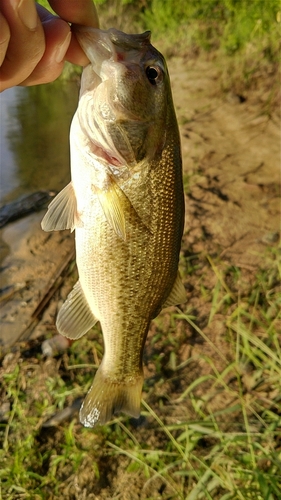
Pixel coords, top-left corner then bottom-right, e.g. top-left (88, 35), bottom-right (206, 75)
top-left (42, 27), bottom-right (185, 427)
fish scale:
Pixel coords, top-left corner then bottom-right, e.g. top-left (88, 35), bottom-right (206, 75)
top-left (41, 27), bottom-right (186, 427)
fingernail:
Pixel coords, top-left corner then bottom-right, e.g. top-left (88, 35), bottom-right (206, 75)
top-left (54, 31), bottom-right (71, 63)
top-left (17, 0), bottom-right (38, 31)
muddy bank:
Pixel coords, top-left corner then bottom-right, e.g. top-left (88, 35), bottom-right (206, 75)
top-left (0, 54), bottom-right (280, 348)
top-left (0, 213), bottom-right (74, 347)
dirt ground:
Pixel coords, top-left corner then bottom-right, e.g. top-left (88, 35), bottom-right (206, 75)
top-left (0, 53), bottom-right (280, 499)
top-left (0, 54), bottom-right (279, 349)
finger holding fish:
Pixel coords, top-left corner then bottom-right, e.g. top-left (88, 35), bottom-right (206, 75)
top-left (0, 0), bottom-right (99, 91)
top-left (48, 0), bottom-right (100, 65)
top-left (20, 5), bottom-right (72, 86)
top-left (0, 0), bottom-right (45, 91)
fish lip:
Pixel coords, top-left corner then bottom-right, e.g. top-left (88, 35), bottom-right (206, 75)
top-left (73, 26), bottom-right (152, 68)
top-left (74, 26), bottom-right (113, 67)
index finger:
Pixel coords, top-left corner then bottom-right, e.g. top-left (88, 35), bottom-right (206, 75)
top-left (48, 0), bottom-right (99, 27)
top-left (48, 0), bottom-right (99, 66)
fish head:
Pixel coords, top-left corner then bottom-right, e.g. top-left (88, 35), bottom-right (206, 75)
top-left (74, 27), bottom-right (174, 170)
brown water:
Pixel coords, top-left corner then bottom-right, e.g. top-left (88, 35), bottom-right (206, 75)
top-left (0, 79), bottom-right (79, 205)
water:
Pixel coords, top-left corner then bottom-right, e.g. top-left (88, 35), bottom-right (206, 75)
top-left (0, 79), bottom-right (79, 205)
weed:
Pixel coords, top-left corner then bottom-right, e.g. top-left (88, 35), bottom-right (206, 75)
top-left (1, 250), bottom-right (280, 499)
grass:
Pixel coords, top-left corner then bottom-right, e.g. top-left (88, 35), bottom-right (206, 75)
top-left (0, 249), bottom-right (280, 499)
top-left (92, 0), bottom-right (280, 49)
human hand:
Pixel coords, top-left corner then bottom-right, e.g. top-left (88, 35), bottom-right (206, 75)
top-left (0, 0), bottom-right (99, 92)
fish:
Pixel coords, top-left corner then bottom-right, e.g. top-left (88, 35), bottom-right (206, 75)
top-left (41, 27), bottom-right (186, 428)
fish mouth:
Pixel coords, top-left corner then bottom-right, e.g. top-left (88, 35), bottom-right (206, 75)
top-left (74, 26), bottom-right (152, 69)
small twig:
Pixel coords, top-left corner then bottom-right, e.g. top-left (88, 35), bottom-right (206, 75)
top-left (19, 247), bottom-right (75, 341)
top-left (31, 248), bottom-right (75, 319)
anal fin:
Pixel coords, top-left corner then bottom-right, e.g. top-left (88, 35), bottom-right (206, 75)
top-left (41, 182), bottom-right (80, 232)
top-left (162, 271), bottom-right (186, 309)
top-left (56, 281), bottom-right (98, 339)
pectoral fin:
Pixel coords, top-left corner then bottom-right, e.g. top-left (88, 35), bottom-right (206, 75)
top-left (94, 179), bottom-right (128, 241)
top-left (41, 182), bottom-right (80, 232)
top-left (56, 281), bottom-right (98, 339)
top-left (162, 271), bottom-right (186, 309)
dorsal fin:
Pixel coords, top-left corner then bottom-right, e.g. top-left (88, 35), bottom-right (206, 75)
top-left (162, 271), bottom-right (186, 309)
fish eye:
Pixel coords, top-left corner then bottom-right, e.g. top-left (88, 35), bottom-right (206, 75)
top-left (145, 66), bottom-right (161, 85)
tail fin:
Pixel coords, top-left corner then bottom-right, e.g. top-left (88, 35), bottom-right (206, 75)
top-left (79, 365), bottom-right (143, 428)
